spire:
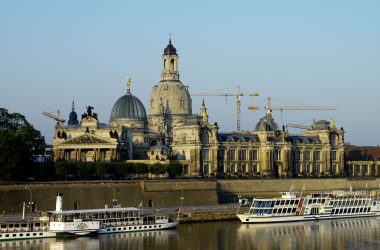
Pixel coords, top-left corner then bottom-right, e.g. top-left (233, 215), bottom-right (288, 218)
top-left (125, 76), bottom-right (132, 94)
top-left (71, 100), bottom-right (75, 111)
top-left (200, 99), bottom-right (208, 124)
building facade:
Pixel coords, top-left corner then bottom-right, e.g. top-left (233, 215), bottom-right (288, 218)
top-left (53, 40), bottom-right (346, 177)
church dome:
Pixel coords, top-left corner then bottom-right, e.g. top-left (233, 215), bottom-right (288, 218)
top-left (110, 93), bottom-right (147, 123)
top-left (255, 113), bottom-right (279, 131)
top-left (163, 39), bottom-right (177, 55)
top-left (149, 81), bottom-right (192, 116)
top-left (68, 101), bottom-right (79, 126)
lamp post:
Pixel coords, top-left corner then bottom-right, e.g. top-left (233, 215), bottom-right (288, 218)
top-left (24, 186), bottom-right (33, 213)
top-left (107, 185), bottom-right (118, 207)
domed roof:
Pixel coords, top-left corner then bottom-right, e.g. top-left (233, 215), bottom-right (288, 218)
top-left (163, 39), bottom-right (177, 55)
top-left (149, 81), bottom-right (192, 116)
top-left (110, 93), bottom-right (147, 122)
top-left (68, 101), bottom-right (79, 125)
top-left (255, 113), bottom-right (279, 131)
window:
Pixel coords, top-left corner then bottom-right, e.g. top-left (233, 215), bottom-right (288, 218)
top-left (202, 149), bottom-right (209, 160)
top-left (241, 150), bottom-right (247, 160)
top-left (229, 150), bottom-right (236, 160)
top-left (274, 150), bottom-right (281, 161)
top-left (314, 151), bottom-right (320, 161)
top-left (250, 150), bottom-right (258, 160)
top-left (305, 151), bottom-right (311, 161)
top-left (331, 151), bottom-right (337, 161)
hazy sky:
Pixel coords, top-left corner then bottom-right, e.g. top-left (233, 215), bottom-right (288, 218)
top-left (1, 1), bottom-right (379, 146)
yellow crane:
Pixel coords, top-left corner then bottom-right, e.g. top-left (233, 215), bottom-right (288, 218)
top-left (248, 97), bottom-right (336, 113)
top-left (42, 110), bottom-right (65, 125)
top-left (192, 85), bottom-right (259, 132)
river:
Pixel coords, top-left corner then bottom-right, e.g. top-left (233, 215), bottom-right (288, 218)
top-left (1, 218), bottom-right (380, 250)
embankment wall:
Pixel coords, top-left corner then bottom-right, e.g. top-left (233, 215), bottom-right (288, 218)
top-left (0, 179), bottom-right (378, 212)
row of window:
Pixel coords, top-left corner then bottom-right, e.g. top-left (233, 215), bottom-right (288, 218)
top-left (330, 199), bottom-right (371, 207)
top-left (0, 232), bottom-right (44, 238)
top-left (331, 207), bottom-right (370, 214)
top-left (106, 224), bottom-right (163, 232)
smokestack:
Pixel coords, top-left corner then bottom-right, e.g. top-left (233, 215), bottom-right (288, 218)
top-left (56, 193), bottom-right (63, 212)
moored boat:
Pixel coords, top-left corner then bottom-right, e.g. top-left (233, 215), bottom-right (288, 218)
top-left (237, 188), bottom-right (380, 224)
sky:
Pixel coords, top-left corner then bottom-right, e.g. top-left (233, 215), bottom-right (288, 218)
top-left (0, 1), bottom-right (379, 146)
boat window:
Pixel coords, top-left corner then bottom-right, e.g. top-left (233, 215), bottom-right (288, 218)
top-left (1, 224), bottom-right (6, 228)
top-left (12, 234), bottom-right (16, 237)
top-left (273, 209), bottom-right (278, 213)
top-left (275, 200), bottom-right (280, 206)
top-left (39, 233), bottom-right (43, 235)
top-left (33, 233), bottom-right (36, 236)
top-left (35, 223), bottom-right (40, 227)
top-left (343, 209), bottom-right (347, 213)
top-left (285, 200), bottom-right (290, 205)
top-left (295, 200), bottom-right (299, 205)
top-left (5, 234), bottom-right (9, 237)
top-left (8, 224), bottom-right (13, 228)
top-left (21, 223), bottom-right (27, 227)
top-left (280, 200), bottom-right (285, 205)
top-left (321, 199), bottom-right (325, 203)
top-left (14, 224), bottom-right (19, 228)
top-left (287, 208), bottom-right (292, 213)
top-left (26, 233), bottom-right (30, 236)
top-left (348, 208), bottom-right (352, 213)
top-left (292, 208), bottom-right (296, 213)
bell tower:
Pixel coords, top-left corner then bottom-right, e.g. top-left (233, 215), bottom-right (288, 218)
top-left (161, 37), bottom-right (179, 81)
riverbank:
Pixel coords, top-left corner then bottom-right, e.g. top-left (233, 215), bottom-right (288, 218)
top-left (0, 178), bottom-right (378, 213)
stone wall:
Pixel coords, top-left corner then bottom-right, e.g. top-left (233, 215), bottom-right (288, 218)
top-left (0, 179), bottom-right (378, 213)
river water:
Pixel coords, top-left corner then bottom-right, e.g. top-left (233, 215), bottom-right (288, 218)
top-left (1, 218), bottom-right (380, 250)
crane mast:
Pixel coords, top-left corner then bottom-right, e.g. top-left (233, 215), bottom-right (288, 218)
top-left (192, 85), bottom-right (259, 132)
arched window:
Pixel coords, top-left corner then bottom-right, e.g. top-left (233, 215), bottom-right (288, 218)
top-left (170, 59), bottom-right (175, 71)
top-left (163, 59), bottom-right (166, 69)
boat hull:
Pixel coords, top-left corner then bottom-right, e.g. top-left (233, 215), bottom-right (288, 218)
top-left (237, 212), bottom-right (380, 224)
top-left (0, 231), bottom-right (56, 241)
top-left (98, 221), bottom-right (179, 234)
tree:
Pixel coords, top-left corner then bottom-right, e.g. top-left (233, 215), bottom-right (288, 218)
top-left (0, 108), bottom-right (46, 181)
top-left (149, 163), bottom-right (167, 176)
top-left (167, 162), bottom-right (183, 178)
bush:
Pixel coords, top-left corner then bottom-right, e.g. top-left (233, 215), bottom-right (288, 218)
top-left (149, 163), bottom-right (167, 176)
top-left (167, 162), bottom-right (183, 178)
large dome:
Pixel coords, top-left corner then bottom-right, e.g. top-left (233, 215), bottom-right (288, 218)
top-left (149, 81), bottom-right (192, 116)
top-left (255, 113), bottom-right (279, 131)
top-left (110, 93), bottom-right (147, 123)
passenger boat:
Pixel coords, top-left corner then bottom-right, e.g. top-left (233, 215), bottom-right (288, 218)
top-left (0, 193), bottom-right (99, 241)
top-left (237, 188), bottom-right (380, 224)
top-left (0, 193), bottom-right (178, 241)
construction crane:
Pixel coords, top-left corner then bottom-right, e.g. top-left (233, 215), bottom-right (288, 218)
top-left (248, 97), bottom-right (336, 112)
top-left (286, 123), bottom-right (310, 130)
top-left (42, 110), bottom-right (65, 125)
top-left (192, 85), bottom-right (259, 132)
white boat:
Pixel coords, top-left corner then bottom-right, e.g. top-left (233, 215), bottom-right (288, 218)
top-left (0, 193), bottom-right (99, 241)
top-left (237, 189), bottom-right (380, 224)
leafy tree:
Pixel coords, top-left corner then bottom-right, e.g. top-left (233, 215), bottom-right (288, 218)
top-left (167, 162), bottom-right (183, 178)
top-left (0, 108), bottom-right (46, 181)
top-left (149, 163), bottom-right (167, 176)
top-left (134, 163), bottom-right (149, 177)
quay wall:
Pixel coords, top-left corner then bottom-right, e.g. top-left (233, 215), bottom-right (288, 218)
top-left (0, 179), bottom-right (378, 213)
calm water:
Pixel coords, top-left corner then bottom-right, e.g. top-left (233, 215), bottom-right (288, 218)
top-left (1, 218), bottom-right (380, 250)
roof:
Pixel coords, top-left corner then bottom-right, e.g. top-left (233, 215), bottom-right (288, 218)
top-left (110, 93), bottom-right (147, 122)
top-left (345, 145), bottom-right (380, 161)
top-left (289, 136), bottom-right (321, 144)
top-left (48, 207), bottom-right (140, 215)
top-left (218, 133), bottom-right (260, 143)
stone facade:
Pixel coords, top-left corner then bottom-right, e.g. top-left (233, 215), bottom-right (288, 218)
top-left (53, 39), bottom-right (346, 177)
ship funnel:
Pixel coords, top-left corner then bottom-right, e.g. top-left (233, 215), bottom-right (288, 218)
top-left (56, 193), bottom-right (63, 211)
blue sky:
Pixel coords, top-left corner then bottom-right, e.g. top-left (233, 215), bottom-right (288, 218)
top-left (1, 1), bottom-right (379, 145)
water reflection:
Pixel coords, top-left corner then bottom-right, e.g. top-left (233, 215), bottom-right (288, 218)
top-left (238, 218), bottom-right (380, 250)
top-left (1, 219), bottom-right (379, 250)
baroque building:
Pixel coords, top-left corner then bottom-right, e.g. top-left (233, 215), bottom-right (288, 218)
top-left (53, 39), bottom-right (346, 177)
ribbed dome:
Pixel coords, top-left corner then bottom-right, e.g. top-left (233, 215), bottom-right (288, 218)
top-left (163, 39), bottom-right (177, 55)
top-left (149, 81), bottom-right (192, 116)
top-left (255, 113), bottom-right (279, 131)
top-left (68, 110), bottom-right (79, 125)
top-left (110, 93), bottom-right (147, 122)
